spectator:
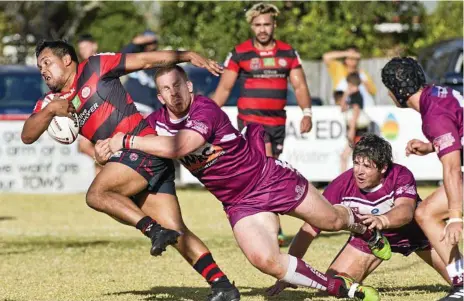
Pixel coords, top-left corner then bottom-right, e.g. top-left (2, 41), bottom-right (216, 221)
top-left (121, 30), bottom-right (162, 116)
top-left (335, 72), bottom-right (371, 172)
top-left (76, 34), bottom-right (101, 174)
top-left (323, 46), bottom-right (377, 106)
top-left (77, 34), bottom-right (98, 61)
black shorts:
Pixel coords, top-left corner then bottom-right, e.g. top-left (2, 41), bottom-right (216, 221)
top-left (107, 148), bottom-right (176, 195)
top-left (237, 118), bottom-right (285, 156)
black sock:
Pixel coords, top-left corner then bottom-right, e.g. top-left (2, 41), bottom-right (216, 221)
top-left (193, 253), bottom-right (233, 289)
top-left (136, 216), bottom-right (158, 238)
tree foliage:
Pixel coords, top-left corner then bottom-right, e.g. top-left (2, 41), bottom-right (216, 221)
top-left (158, 1), bottom-right (430, 61)
top-left (0, 1), bottom-right (146, 63)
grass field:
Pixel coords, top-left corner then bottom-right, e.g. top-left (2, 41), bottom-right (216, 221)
top-left (0, 186), bottom-right (452, 301)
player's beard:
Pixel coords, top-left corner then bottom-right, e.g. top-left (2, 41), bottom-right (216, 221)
top-left (256, 33), bottom-right (273, 46)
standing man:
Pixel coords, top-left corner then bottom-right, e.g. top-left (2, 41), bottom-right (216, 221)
top-left (323, 46), bottom-right (377, 107)
top-left (213, 3), bottom-right (313, 245)
top-left (382, 57), bottom-right (463, 301)
top-left (76, 33), bottom-right (101, 174)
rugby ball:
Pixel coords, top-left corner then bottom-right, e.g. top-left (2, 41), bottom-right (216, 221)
top-left (41, 94), bottom-right (80, 144)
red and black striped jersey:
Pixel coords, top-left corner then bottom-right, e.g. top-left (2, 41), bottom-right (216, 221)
top-left (33, 53), bottom-right (155, 143)
top-left (224, 39), bottom-right (301, 126)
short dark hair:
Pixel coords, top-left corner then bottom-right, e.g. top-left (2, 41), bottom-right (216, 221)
top-left (35, 40), bottom-right (79, 64)
top-left (77, 34), bottom-right (95, 43)
top-left (353, 134), bottom-right (393, 170)
top-left (333, 90), bottom-right (344, 103)
top-left (346, 45), bottom-right (360, 53)
top-left (346, 72), bottom-right (361, 86)
top-left (154, 65), bottom-right (189, 84)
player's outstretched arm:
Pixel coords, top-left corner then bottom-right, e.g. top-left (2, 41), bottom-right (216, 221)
top-left (108, 130), bottom-right (206, 159)
top-left (212, 69), bottom-right (238, 107)
top-left (125, 51), bottom-right (223, 76)
top-left (21, 96), bottom-right (75, 144)
top-left (360, 198), bottom-right (415, 230)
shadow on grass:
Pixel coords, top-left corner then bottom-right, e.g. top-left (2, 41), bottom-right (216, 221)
top-left (108, 286), bottom-right (314, 301)
top-left (0, 216), bottom-right (16, 221)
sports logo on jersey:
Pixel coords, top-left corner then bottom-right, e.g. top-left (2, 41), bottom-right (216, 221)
top-left (431, 86), bottom-right (448, 98)
top-left (186, 119), bottom-right (208, 135)
top-left (179, 143), bottom-right (225, 173)
top-left (129, 153), bottom-right (139, 161)
top-left (395, 184), bottom-right (416, 196)
top-left (78, 103), bottom-right (99, 127)
top-left (433, 132), bottom-right (456, 153)
top-left (250, 58), bottom-right (261, 70)
top-left (71, 96), bottom-right (81, 110)
top-left (371, 208), bottom-right (380, 214)
top-left (278, 58), bottom-right (287, 67)
top-left (263, 57), bottom-right (275, 67)
top-left (81, 86), bottom-right (91, 99)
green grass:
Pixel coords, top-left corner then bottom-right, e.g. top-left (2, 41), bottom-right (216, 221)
top-left (0, 187), bottom-right (451, 301)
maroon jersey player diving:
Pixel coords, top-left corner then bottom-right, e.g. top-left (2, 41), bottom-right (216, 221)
top-left (267, 134), bottom-right (451, 296)
top-left (105, 65), bottom-right (392, 301)
top-left (382, 57), bottom-right (463, 301)
top-left (21, 40), bottom-right (241, 301)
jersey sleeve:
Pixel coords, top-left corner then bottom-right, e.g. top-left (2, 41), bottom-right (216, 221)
top-left (223, 49), bottom-right (240, 73)
top-left (32, 98), bottom-right (44, 114)
top-left (322, 176), bottom-right (345, 206)
top-left (290, 49), bottom-right (302, 69)
top-left (394, 167), bottom-right (418, 201)
top-left (184, 98), bottom-right (219, 141)
top-left (423, 115), bottom-right (462, 159)
top-left (88, 53), bottom-right (127, 79)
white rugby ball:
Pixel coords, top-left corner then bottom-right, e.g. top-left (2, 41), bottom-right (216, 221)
top-left (41, 94), bottom-right (80, 144)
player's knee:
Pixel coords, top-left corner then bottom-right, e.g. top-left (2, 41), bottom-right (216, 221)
top-left (161, 218), bottom-right (188, 234)
top-left (414, 204), bottom-right (429, 226)
top-left (85, 187), bottom-right (105, 212)
top-left (247, 252), bottom-right (283, 277)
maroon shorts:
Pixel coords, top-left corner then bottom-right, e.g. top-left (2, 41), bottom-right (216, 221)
top-left (224, 157), bottom-right (309, 228)
top-left (348, 219), bottom-right (430, 256)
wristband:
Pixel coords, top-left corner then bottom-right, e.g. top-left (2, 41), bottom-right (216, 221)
top-left (303, 108), bottom-right (312, 117)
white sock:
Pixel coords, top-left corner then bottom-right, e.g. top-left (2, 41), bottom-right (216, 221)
top-left (281, 255), bottom-right (327, 291)
top-left (447, 257), bottom-right (464, 278)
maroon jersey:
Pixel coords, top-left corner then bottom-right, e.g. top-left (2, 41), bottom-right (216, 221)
top-left (419, 85), bottom-right (463, 159)
top-left (147, 95), bottom-right (271, 206)
top-left (224, 39), bottom-right (301, 126)
top-left (33, 53), bottom-right (155, 143)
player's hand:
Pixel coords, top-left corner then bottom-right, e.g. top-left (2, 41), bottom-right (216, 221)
top-left (300, 116), bottom-right (312, 134)
top-left (359, 214), bottom-right (389, 230)
top-left (48, 95), bottom-right (75, 117)
top-left (405, 139), bottom-right (434, 157)
top-left (266, 280), bottom-right (297, 296)
top-left (109, 132), bottom-right (125, 153)
top-left (440, 220), bottom-right (463, 246)
top-left (94, 139), bottom-right (112, 165)
top-left (186, 51), bottom-right (223, 76)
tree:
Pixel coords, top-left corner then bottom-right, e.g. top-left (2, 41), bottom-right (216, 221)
top-left (158, 1), bottom-right (428, 61)
top-left (413, 1), bottom-right (464, 51)
top-left (0, 1), bottom-right (146, 63)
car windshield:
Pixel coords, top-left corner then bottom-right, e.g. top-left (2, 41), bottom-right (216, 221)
top-left (0, 72), bottom-right (47, 113)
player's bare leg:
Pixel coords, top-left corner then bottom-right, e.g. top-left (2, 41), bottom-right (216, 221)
top-left (289, 183), bottom-right (392, 260)
top-left (137, 192), bottom-right (240, 301)
top-left (233, 212), bottom-right (379, 300)
top-left (327, 243), bottom-right (383, 283)
top-left (415, 249), bottom-right (451, 284)
top-left (86, 162), bottom-right (180, 256)
top-left (414, 188), bottom-right (463, 275)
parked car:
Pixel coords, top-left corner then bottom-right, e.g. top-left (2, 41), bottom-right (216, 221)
top-left (417, 38), bottom-right (463, 94)
top-left (177, 65), bottom-right (323, 106)
top-left (0, 65), bottom-right (47, 119)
